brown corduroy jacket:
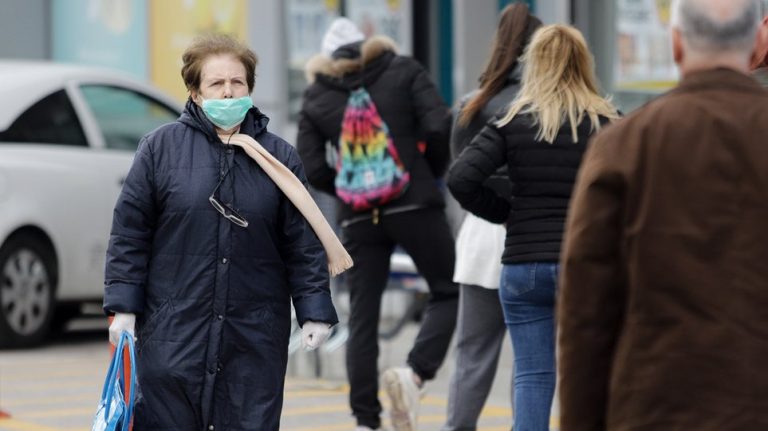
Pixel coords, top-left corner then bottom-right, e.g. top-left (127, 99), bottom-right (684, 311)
top-left (558, 68), bottom-right (768, 431)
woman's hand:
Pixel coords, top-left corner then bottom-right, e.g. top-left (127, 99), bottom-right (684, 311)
top-left (301, 321), bottom-right (331, 351)
top-left (109, 312), bottom-right (136, 346)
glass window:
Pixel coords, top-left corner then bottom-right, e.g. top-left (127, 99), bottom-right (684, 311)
top-left (612, 0), bottom-right (676, 112)
top-left (80, 85), bottom-right (179, 152)
top-left (0, 90), bottom-right (87, 146)
top-left (285, 0), bottom-right (340, 121)
top-left (575, 0), bottom-right (676, 114)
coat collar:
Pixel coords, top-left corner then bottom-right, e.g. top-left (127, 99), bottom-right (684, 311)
top-left (303, 35), bottom-right (399, 86)
top-left (675, 67), bottom-right (762, 95)
top-left (507, 62), bottom-right (523, 85)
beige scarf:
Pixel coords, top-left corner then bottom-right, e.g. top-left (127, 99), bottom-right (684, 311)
top-left (219, 133), bottom-right (353, 277)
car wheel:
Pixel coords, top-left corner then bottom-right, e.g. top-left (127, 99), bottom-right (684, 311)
top-left (0, 234), bottom-right (56, 348)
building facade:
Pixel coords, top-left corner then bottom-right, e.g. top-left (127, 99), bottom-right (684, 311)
top-left (0, 0), bottom-right (673, 138)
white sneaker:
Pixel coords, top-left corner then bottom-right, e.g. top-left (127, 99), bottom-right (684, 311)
top-left (381, 367), bottom-right (421, 431)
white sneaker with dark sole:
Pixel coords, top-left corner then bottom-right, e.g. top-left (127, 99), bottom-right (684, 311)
top-left (381, 367), bottom-right (421, 431)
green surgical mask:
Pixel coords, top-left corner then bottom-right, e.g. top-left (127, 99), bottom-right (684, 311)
top-left (201, 96), bottom-right (253, 130)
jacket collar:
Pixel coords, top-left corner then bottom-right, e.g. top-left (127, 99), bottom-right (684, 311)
top-left (507, 62), bottom-right (523, 85)
top-left (674, 67), bottom-right (762, 95)
top-left (303, 35), bottom-right (399, 88)
top-left (178, 98), bottom-right (270, 142)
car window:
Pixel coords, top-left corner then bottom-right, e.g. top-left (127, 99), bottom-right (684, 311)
top-left (0, 90), bottom-right (87, 146)
top-left (80, 85), bottom-right (179, 152)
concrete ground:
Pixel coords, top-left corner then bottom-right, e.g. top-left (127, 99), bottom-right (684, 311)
top-left (0, 306), bottom-right (560, 431)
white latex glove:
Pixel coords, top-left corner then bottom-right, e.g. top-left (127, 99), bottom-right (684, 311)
top-left (301, 321), bottom-right (331, 351)
top-left (109, 312), bottom-right (136, 346)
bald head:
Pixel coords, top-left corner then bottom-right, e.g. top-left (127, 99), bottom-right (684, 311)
top-left (672, 0), bottom-right (760, 53)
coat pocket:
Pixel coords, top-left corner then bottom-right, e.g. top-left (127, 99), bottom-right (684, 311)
top-left (136, 298), bottom-right (171, 350)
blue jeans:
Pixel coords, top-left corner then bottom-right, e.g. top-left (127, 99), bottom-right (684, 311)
top-left (499, 263), bottom-right (558, 431)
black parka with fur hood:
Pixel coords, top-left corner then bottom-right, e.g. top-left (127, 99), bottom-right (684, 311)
top-left (296, 36), bottom-right (451, 223)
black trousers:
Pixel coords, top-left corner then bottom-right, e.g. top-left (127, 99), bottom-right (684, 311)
top-left (343, 208), bottom-right (459, 429)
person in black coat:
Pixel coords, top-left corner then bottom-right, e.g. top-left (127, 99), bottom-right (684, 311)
top-left (297, 18), bottom-right (457, 431)
top-left (443, 4), bottom-right (541, 430)
top-left (104, 33), bottom-right (338, 430)
top-left (448, 25), bottom-right (619, 431)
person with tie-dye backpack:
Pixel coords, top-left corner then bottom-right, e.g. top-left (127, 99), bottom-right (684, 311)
top-left (297, 17), bottom-right (458, 431)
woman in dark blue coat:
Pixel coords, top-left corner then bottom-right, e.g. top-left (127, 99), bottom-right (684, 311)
top-left (103, 34), bottom-right (339, 430)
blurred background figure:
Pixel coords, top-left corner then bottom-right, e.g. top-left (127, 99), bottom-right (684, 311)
top-left (448, 24), bottom-right (619, 431)
top-left (442, 3), bottom-right (541, 431)
top-left (104, 33), bottom-right (337, 430)
top-left (751, 0), bottom-right (768, 85)
top-left (558, 0), bottom-right (768, 430)
top-left (297, 17), bottom-right (457, 431)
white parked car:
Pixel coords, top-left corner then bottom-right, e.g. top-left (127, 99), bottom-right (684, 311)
top-left (0, 61), bottom-right (182, 347)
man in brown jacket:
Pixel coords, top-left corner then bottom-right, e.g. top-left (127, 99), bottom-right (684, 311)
top-left (558, 0), bottom-right (768, 430)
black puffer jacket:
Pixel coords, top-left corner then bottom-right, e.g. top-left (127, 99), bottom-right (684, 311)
top-left (448, 113), bottom-right (611, 263)
top-left (104, 100), bottom-right (337, 430)
top-left (297, 37), bottom-right (451, 223)
top-left (451, 64), bottom-right (523, 200)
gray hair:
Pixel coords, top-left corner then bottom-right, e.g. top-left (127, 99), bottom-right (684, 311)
top-left (671, 0), bottom-right (760, 52)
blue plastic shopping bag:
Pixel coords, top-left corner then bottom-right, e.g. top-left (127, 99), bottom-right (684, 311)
top-left (92, 331), bottom-right (136, 431)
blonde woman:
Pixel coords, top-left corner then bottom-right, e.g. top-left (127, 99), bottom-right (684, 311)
top-left (444, 4), bottom-right (541, 430)
top-left (447, 24), bottom-right (619, 431)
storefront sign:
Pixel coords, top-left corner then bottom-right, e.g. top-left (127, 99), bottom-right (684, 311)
top-left (615, 0), bottom-right (677, 91)
top-left (346, 0), bottom-right (412, 54)
top-left (150, 0), bottom-right (248, 102)
top-left (52, 0), bottom-right (148, 79)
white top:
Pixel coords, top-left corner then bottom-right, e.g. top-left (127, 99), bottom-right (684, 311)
top-left (452, 213), bottom-right (506, 289)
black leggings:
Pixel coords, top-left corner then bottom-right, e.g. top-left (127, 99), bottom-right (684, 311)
top-left (343, 208), bottom-right (459, 429)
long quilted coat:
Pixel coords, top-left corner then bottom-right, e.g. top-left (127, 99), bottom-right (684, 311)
top-left (103, 100), bottom-right (338, 430)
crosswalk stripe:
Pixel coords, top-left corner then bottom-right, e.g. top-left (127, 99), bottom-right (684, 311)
top-left (10, 409), bottom-right (93, 420)
top-left (0, 419), bottom-right (62, 431)
top-left (282, 404), bottom-right (350, 415)
top-left (0, 395), bottom-right (93, 408)
top-left (0, 370), bottom-right (103, 383)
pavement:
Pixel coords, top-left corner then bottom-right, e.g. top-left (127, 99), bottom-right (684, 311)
top-left (0, 313), bottom-right (559, 431)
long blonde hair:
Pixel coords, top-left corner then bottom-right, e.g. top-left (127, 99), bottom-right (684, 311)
top-left (496, 24), bottom-right (619, 143)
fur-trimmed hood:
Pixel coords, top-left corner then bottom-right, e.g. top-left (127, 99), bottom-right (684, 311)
top-left (304, 35), bottom-right (398, 85)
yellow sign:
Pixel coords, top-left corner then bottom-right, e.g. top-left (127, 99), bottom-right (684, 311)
top-left (150, 0), bottom-right (248, 102)
top-left (655, 0), bottom-right (671, 25)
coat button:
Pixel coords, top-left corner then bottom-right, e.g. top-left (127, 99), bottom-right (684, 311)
top-left (221, 257), bottom-right (228, 264)
top-left (217, 314), bottom-right (223, 321)
top-left (209, 426), bottom-right (215, 431)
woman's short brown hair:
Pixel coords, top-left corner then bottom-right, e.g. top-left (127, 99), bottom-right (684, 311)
top-left (181, 33), bottom-right (258, 93)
